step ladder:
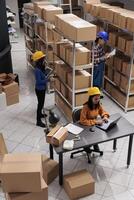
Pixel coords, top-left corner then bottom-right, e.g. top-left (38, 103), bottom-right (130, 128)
top-left (58, 0), bottom-right (72, 13)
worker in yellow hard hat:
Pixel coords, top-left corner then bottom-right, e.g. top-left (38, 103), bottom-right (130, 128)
top-left (80, 87), bottom-right (109, 151)
top-left (32, 51), bottom-right (47, 128)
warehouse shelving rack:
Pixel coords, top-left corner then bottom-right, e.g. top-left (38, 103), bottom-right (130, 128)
top-left (58, 0), bottom-right (72, 13)
top-left (23, 10), bottom-right (36, 69)
top-left (52, 26), bottom-right (95, 120)
top-left (85, 12), bottom-right (134, 112)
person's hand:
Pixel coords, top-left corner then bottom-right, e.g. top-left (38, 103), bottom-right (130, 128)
top-left (96, 119), bottom-right (103, 125)
top-left (104, 53), bottom-right (110, 60)
top-left (102, 117), bottom-right (109, 123)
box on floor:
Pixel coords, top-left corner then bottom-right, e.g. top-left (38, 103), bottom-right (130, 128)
top-left (7, 181), bottom-right (48, 200)
top-left (42, 155), bottom-right (59, 184)
top-left (0, 153), bottom-right (43, 193)
top-left (64, 170), bottom-right (95, 200)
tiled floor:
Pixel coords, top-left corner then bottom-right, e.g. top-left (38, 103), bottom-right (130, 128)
top-left (1, 30), bottom-right (134, 200)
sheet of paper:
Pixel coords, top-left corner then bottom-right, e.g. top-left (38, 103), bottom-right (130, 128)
top-left (65, 123), bottom-right (83, 135)
top-left (107, 49), bottom-right (116, 58)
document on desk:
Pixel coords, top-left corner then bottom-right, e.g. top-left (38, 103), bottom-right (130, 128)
top-left (65, 123), bottom-right (83, 135)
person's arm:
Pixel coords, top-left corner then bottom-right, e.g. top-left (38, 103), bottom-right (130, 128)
top-left (80, 106), bottom-right (97, 126)
top-left (99, 105), bottom-right (109, 122)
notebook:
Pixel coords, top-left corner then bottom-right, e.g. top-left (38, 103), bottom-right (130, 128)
top-left (96, 113), bottom-right (121, 131)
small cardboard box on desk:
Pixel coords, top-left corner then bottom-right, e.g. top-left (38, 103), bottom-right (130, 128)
top-left (64, 170), bottom-right (95, 200)
top-left (46, 125), bottom-right (68, 146)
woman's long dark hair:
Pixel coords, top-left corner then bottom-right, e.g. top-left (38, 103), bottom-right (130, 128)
top-left (85, 95), bottom-right (100, 110)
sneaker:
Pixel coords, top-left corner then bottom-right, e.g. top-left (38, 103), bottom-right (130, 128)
top-left (36, 121), bottom-right (46, 128)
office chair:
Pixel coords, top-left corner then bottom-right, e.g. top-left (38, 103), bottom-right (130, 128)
top-left (70, 109), bottom-right (103, 163)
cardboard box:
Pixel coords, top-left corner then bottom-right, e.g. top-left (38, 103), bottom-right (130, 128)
top-left (0, 133), bottom-right (8, 155)
top-left (2, 82), bottom-right (19, 96)
top-left (106, 66), bottom-right (113, 81)
top-left (61, 82), bottom-right (67, 97)
top-left (55, 92), bottom-right (72, 121)
top-left (105, 57), bottom-right (114, 67)
top-left (7, 180), bottom-right (48, 200)
top-left (104, 80), bottom-right (112, 95)
top-left (0, 153), bottom-right (43, 193)
top-left (68, 91), bottom-right (89, 106)
top-left (55, 14), bottom-right (96, 42)
top-left (54, 60), bottom-right (65, 76)
top-left (127, 16), bottom-right (134, 32)
top-left (46, 125), bottom-right (61, 144)
top-left (113, 56), bottom-right (122, 72)
top-left (6, 93), bottom-right (19, 106)
top-left (67, 70), bottom-right (91, 90)
top-left (55, 78), bottom-right (61, 91)
top-left (122, 61), bottom-right (134, 77)
top-left (64, 170), bottom-right (95, 200)
top-left (33, 1), bottom-right (50, 14)
top-left (108, 32), bottom-right (119, 47)
top-left (42, 5), bottom-right (63, 23)
top-left (113, 71), bottom-right (121, 86)
top-left (67, 46), bottom-right (91, 66)
top-left (46, 126), bottom-right (68, 146)
top-left (120, 75), bottom-right (128, 92)
top-left (90, 4), bottom-right (101, 17)
top-left (125, 40), bottom-right (133, 56)
top-left (52, 127), bottom-right (68, 146)
top-left (42, 155), bottom-right (59, 184)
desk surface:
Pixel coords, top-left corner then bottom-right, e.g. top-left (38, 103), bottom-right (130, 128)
top-left (54, 115), bottom-right (134, 154)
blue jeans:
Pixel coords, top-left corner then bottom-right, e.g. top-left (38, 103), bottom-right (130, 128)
top-left (93, 62), bottom-right (104, 89)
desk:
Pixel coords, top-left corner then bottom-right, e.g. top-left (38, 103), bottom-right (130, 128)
top-left (50, 115), bottom-right (134, 185)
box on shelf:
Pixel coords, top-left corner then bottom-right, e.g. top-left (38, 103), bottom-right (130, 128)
top-left (104, 80), bottom-right (112, 95)
top-left (42, 155), bottom-right (59, 184)
top-left (127, 16), bottom-right (134, 32)
top-left (108, 32), bottom-right (119, 47)
top-left (125, 40), bottom-right (133, 56)
top-left (61, 82), bottom-right (67, 98)
top-left (106, 65), bottom-right (114, 81)
top-left (68, 91), bottom-right (89, 106)
top-left (42, 5), bottom-right (63, 23)
top-left (55, 14), bottom-right (97, 42)
top-left (105, 56), bottom-right (114, 67)
top-left (7, 180), bottom-right (48, 200)
top-left (0, 153), bottom-right (43, 193)
top-left (67, 70), bottom-right (91, 90)
top-left (66, 46), bottom-right (91, 66)
top-left (55, 92), bottom-right (72, 120)
top-left (55, 78), bottom-right (61, 92)
top-left (33, 1), bottom-right (50, 14)
top-left (90, 4), bottom-right (101, 17)
top-left (113, 56), bottom-right (122, 72)
top-left (122, 61), bottom-right (134, 77)
top-left (113, 71), bottom-right (121, 86)
top-left (64, 170), bottom-right (95, 200)
top-left (46, 126), bottom-right (68, 146)
top-left (120, 75), bottom-right (128, 92)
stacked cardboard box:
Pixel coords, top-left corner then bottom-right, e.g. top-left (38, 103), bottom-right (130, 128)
top-left (55, 42), bottom-right (91, 67)
top-left (0, 153), bottom-right (48, 200)
top-left (64, 170), bottom-right (95, 199)
top-left (2, 82), bottom-right (19, 106)
top-left (55, 13), bottom-right (96, 42)
top-left (41, 155), bottom-right (59, 184)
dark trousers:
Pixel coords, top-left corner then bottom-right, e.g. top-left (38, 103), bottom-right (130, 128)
top-left (93, 62), bottom-right (105, 89)
top-left (35, 89), bottom-right (46, 122)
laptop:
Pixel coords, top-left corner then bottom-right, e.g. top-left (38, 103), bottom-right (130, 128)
top-left (96, 113), bottom-right (121, 131)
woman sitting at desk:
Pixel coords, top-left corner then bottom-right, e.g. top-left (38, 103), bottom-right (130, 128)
top-left (80, 87), bottom-right (109, 151)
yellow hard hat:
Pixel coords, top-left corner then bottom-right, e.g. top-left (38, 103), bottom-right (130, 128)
top-left (32, 51), bottom-right (45, 62)
top-left (88, 87), bottom-right (101, 96)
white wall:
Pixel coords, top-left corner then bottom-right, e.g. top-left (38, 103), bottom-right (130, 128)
top-left (6, 0), bottom-right (20, 29)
